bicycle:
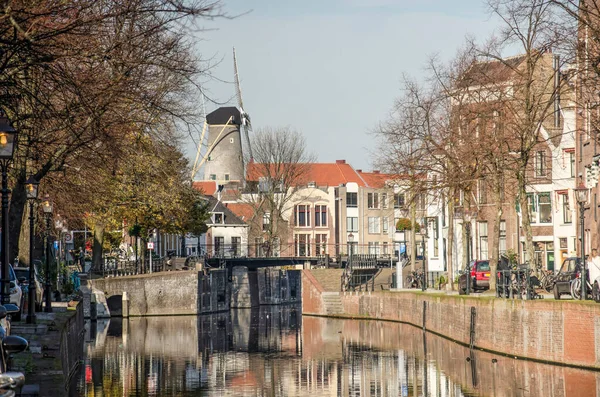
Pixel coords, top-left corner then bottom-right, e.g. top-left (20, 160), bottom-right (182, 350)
top-left (536, 264), bottom-right (556, 293)
top-left (570, 276), bottom-right (593, 300)
top-left (405, 269), bottom-right (424, 289)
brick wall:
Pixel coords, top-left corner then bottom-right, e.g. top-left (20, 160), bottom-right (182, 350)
top-left (302, 271), bottom-right (600, 369)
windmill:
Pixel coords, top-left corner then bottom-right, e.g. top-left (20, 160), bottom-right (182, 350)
top-left (233, 47), bottom-right (253, 161)
top-left (190, 48), bottom-right (252, 183)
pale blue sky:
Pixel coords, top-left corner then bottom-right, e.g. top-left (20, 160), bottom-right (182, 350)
top-left (188, 0), bottom-right (501, 171)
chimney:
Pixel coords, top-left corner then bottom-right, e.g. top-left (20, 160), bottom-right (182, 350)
top-left (335, 159), bottom-right (346, 164)
top-left (356, 169), bottom-right (362, 173)
top-left (373, 170), bottom-right (380, 174)
top-left (553, 54), bottom-right (561, 128)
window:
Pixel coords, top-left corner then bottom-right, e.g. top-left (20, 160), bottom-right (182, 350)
top-left (214, 236), bottom-right (224, 257)
top-left (416, 194), bottom-right (425, 210)
top-left (213, 213), bottom-right (224, 224)
top-left (535, 151), bottom-right (546, 177)
top-left (382, 217), bottom-right (389, 234)
top-left (527, 193), bottom-right (537, 224)
top-left (394, 193), bottom-right (405, 208)
top-left (433, 238), bottom-right (439, 258)
top-left (560, 237), bottom-right (567, 249)
top-left (229, 137), bottom-right (234, 143)
top-left (255, 237), bottom-right (264, 257)
top-left (368, 217), bottom-right (380, 234)
top-left (368, 242), bottom-right (380, 255)
top-left (295, 234), bottom-right (310, 256)
top-left (346, 192), bottom-right (357, 207)
top-left (383, 242), bottom-right (389, 255)
top-left (231, 237), bottom-right (241, 257)
top-left (295, 205), bottom-right (310, 227)
top-left (499, 221), bottom-right (506, 254)
top-left (209, 174), bottom-right (216, 180)
top-left (263, 212), bottom-right (271, 231)
top-left (538, 193), bottom-right (552, 223)
top-left (479, 180), bottom-right (487, 204)
top-left (315, 205), bottom-right (327, 227)
top-left (368, 193), bottom-right (379, 209)
top-left (224, 173), bottom-right (230, 181)
top-left (478, 221), bottom-right (488, 260)
top-left (272, 237), bottom-right (281, 257)
top-left (382, 193), bottom-right (388, 209)
top-left (569, 151), bottom-right (575, 178)
top-left (562, 194), bottom-right (572, 224)
top-left (394, 217), bottom-right (400, 231)
top-left (315, 234), bottom-right (327, 255)
top-left (347, 217), bottom-right (358, 232)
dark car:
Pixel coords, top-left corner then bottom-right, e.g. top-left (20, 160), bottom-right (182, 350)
top-left (459, 260), bottom-right (490, 294)
top-left (553, 257), bottom-right (582, 300)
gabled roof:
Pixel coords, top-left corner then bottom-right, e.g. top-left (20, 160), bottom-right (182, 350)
top-left (193, 181), bottom-right (218, 195)
top-left (205, 195), bottom-right (246, 226)
top-left (357, 171), bottom-right (391, 188)
top-left (246, 160), bottom-right (367, 187)
top-left (458, 54), bottom-right (526, 88)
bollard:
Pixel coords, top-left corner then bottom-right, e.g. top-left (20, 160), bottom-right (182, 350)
top-left (90, 293), bottom-right (97, 321)
top-left (122, 291), bottom-right (129, 318)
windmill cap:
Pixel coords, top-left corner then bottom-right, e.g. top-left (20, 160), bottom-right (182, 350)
top-left (206, 107), bottom-right (242, 126)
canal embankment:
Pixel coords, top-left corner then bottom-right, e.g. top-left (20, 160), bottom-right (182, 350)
top-left (302, 269), bottom-right (600, 370)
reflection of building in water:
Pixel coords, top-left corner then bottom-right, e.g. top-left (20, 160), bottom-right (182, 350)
top-left (77, 307), bottom-right (586, 396)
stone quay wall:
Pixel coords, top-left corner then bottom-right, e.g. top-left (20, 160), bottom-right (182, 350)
top-left (302, 269), bottom-right (600, 370)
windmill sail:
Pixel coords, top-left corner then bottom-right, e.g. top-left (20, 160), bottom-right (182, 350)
top-left (233, 47), bottom-right (253, 161)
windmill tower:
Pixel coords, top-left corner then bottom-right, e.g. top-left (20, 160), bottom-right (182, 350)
top-left (192, 48), bottom-right (252, 184)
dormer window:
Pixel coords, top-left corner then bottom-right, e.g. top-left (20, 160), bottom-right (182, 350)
top-left (307, 181), bottom-right (316, 188)
top-left (213, 213), bottom-right (224, 224)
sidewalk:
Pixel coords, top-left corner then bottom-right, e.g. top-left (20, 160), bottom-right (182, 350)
top-left (10, 302), bottom-right (79, 397)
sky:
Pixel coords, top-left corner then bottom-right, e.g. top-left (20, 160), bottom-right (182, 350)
top-left (186, 0), bottom-right (502, 172)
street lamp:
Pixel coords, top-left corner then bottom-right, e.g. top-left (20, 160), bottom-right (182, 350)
top-left (347, 233), bottom-right (354, 269)
top-left (420, 224), bottom-right (427, 291)
top-left (465, 222), bottom-right (472, 295)
top-left (41, 195), bottom-right (53, 312)
top-left (25, 176), bottom-right (39, 323)
top-left (0, 115), bottom-right (17, 306)
top-left (575, 182), bottom-right (589, 300)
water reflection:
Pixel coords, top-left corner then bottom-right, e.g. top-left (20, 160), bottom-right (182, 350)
top-left (76, 306), bottom-right (600, 396)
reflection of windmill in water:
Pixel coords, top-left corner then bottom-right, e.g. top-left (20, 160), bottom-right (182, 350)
top-left (192, 48), bottom-right (253, 185)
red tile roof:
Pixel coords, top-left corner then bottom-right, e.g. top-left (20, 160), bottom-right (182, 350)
top-left (246, 160), bottom-right (368, 187)
top-left (225, 203), bottom-right (255, 222)
top-left (192, 181), bottom-right (217, 195)
top-left (357, 171), bottom-right (392, 188)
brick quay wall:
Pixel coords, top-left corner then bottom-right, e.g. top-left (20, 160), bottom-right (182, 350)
top-left (302, 269), bottom-right (600, 370)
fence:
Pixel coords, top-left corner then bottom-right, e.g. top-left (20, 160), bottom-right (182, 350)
top-left (495, 265), bottom-right (540, 300)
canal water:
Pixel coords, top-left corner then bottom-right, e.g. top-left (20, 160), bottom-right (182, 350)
top-left (75, 305), bottom-right (599, 396)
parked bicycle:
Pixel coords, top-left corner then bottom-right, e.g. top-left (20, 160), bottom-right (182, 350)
top-left (536, 264), bottom-right (556, 293)
top-left (405, 269), bottom-right (424, 289)
top-left (570, 273), bottom-right (593, 300)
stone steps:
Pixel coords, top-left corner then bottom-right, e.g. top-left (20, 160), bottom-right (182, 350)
top-left (322, 292), bottom-right (343, 315)
top-left (309, 269), bottom-right (344, 292)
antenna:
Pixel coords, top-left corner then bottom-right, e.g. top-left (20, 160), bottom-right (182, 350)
top-left (233, 47), bottom-right (253, 161)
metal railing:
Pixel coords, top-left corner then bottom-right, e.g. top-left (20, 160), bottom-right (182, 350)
top-left (496, 265), bottom-right (541, 300)
top-left (341, 272), bottom-right (376, 292)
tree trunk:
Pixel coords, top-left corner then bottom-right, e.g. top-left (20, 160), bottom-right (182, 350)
top-left (410, 190), bottom-right (417, 273)
top-left (92, 222), bottom-right (105, 273)
top-left (489, 178), bottom-right (503, 292)
top-left (9, 172), bottom-right (28, 265)
top-left (447, 187), bottom-right (455, 291)
top-left (17, 201), bottom-right (31, 267)
top-left (517, 171), bottom-right (535, 265)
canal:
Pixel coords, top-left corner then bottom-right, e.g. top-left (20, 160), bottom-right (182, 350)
top-left (75, 305), bottom-right (598, 396)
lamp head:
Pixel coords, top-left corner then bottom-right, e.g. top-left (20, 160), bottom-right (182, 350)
top-left (42, 194), bottom-right (53, 214)
top-left (0, 116), bottom-right (17, 160)
top-left (24, 176), bottom-right (39, 200)
top-left (575, 182), bottom-right (589, 204)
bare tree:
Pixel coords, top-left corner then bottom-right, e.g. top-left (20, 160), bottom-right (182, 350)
top-left (243, 126), bottom-right (315, 257)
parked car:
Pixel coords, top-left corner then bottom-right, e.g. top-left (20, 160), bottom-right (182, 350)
top-left (459, 260), bottom-right (491, 294)
top-left (553, 257), bottom-right (581, 300)
top-left (13, 266), bottom-right (44, 312)
top-left (7, 266), bottom-right (23, 322)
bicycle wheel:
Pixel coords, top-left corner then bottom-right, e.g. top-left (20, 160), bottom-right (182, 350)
top-left (571, 279), bottom-right (581, 300)
top-left (543, 274), bottom-right (555, 293)
top-left (405, 276), bottom-right (414, 289)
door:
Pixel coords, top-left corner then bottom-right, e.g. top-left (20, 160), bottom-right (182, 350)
top-left (547, 251), bottom-right (555, 272)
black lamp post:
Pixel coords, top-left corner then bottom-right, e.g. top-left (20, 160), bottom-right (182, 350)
top-left (25, 176), bottom-right (39, 323)
top-left (42, 195), bottom-right (53, 312)
top-left (575, 182), bottom-right (589, 300)
top-left (0, 115), bottom-right (17, 306)
top-left (466, 222), bottom-right (471, 295)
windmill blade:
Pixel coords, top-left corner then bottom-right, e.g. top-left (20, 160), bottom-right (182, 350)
top-left (233, 47), bottom-right (253, 160)
top-left (233, 47), bottom-right (244, 111)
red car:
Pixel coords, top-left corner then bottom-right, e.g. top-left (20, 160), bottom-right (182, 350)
top-left (459, 260), bottom-right (490, 294)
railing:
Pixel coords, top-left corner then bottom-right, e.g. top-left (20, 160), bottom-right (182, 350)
top-left (341, 271), bottom-right (376, 292)
top-left (496, 265), bottom-right (541, 300)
